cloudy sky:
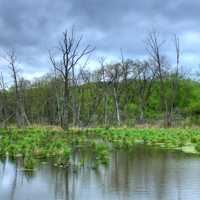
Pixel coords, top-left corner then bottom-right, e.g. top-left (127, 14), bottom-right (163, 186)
top-left (0, 0), bottom-right (200, 81)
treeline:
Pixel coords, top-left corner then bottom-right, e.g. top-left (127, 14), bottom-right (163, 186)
top-left (0, 28), bottom-right (200, 129)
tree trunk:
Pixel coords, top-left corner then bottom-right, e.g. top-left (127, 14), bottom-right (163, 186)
top-left (104, 94), bottom-right (108, 126)
top-left (139, 103), bottom-right (145, 124)
top-left (113, 87), bottom-right (121, 126)
top-left (62, 80), bottom-right (69, 130)
top-left (164, 102), bottom-right (172, 127)
top-left (72, 66), bottom-right (78, 127)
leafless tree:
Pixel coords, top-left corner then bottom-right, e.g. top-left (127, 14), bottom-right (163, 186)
top-left (0, 72), bottom-right (8, 127)
top-left (145, 30), bottom-right (171, 127)
top-left (51, 64), bottom-right (63, 126)
top-left (120, 50), bottom-right (132, 117)
top-left (106, 63), bottom-right (122, 126)
top-left (71, 63), bottom-right (78, 127)
top-left (49, 28), bottom-right (94, 130)
top-left (79, 67), bottom-right (101, 126)
top-left (134, 60), bottom-right (156, 123)
top-left (167, 35), bottom-right (181, 125)
top-left (171, 34), bottom-right (181, 108)
top-left (97, 57), bottom-right (109, 126)
top-left (71, 57), bottom-right (90, 127)
top-left (6, 50), bottom-right (30, 127)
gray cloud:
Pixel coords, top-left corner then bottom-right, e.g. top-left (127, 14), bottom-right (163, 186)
top-left (0, 0), bottom-right (199, 79)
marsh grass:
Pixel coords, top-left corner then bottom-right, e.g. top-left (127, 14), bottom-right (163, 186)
top-left (1, 127), bottom-right (200, 170)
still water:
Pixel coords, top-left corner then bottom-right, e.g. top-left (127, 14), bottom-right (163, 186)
top-left (1, 146), bottom-right (200, 200)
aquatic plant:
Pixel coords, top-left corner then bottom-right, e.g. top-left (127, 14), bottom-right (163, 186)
top-left (92, 143), bottom-right (109, 167)
top-left (195, 142), bottom-right (200, 153)
top-left (1, 127), bottom-right (200, 170)
top-left (23, 157), bottom-right (37, 170)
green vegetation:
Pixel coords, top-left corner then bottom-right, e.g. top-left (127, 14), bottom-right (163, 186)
top-left (1, 28), bottom-right (200, 132)
top-left (1, 128), bottom-right (200, 170)
top-left (0, 128), bottom-right (71, 169)
top-left (2, 78), bottom-right (200, 128)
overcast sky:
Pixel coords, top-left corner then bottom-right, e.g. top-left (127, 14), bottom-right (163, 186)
top-left (0, 0), bottom-right (200, 81)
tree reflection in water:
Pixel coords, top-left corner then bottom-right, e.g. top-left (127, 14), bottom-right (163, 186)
top-left (1, 147), bottom-right (200, 200)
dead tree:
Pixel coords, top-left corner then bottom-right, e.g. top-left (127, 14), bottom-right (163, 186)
top-left (0, 72), bottom-right (8, 127)
top-left (120, 50), bottom-right (132, 118)
top-left (71, 63), bottom-right (78, 127)
top-left (6, 50), bottom-right (30, 127)
top-left (49, 28), bottom-right (94, 130)
top-left (171, 35), bottom-right (180, 111)
top-left (145, 30), bottom-right (171, 127)
top-left (135, 60), bottom-right (155, 123)
top-left (97, 57), bottom-right (109, 126)
top-left (106, 63), bottom-right (122, 126)
top-left (79, 67), bottom-right (100, 126)
top-left (166, 35), bottom-right (181, 125)
top-left (52, 65), bottom-right (63, 126)
top-left (71, 57), bottom-right (90, 127)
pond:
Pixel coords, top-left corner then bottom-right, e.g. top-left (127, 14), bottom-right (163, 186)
top-left (1, 146), bottom-right (200, 200)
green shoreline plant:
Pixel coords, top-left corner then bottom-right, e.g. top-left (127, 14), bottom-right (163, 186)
top-left (1, 127), bottom-right (200, 170)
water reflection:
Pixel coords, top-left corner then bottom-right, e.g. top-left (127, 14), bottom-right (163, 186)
top-left (1, 146), bottom-right (200, 200)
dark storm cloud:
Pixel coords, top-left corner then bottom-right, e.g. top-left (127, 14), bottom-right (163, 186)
top-left (0, 0), bottom-right (199, 79)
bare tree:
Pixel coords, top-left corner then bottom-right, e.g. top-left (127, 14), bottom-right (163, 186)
top-left (0, 72), bottom-right (8, 127)
top-left (71, 63), bottom-right (78, 127)
top-left (167, 35), bottom-right (181, 125)
top-left (97, 57), bottom-right (109, 126)
top-left (145, 30), bottom-right (171, 127)
top-left (6, 50), bottom-right (30, 127)
top-left (134, 60), bottom-right (155, 123)
top-left (171, 35), bottom-right (181, 109)
top-left (120, 50), bottom-right (132, 118)
top-left (49, 28), bottom-right (94, 130)
top-left (106, 63), bottom-right (122, 126)
top-left (78, 67), bottom-right (101, 126)
top-left (71, 57), bottom-right (90, 127)
top-left (51, 64), bottom-right (64, 126)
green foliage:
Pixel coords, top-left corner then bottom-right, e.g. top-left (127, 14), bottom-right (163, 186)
top-left (23, 157), bottom-right (37, 170)
top-left (1, 127), bottom-right (200, 170)
top-left (0, 128), bottom-right (71, 168)
top-left (195, 143), bottom-right (200, 152)
top-left (92, 143), bottom-right (109, 168)
top-left (3, 75), bottom-right (200, 126)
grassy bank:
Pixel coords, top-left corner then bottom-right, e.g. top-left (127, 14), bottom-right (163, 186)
top-left (1, 127), bottom-right (200, 169)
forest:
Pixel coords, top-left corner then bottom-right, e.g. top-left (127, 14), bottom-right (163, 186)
top-left (0, 29), bottom-right (200, 129)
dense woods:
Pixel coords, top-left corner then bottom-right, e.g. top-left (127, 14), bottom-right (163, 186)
top-left (0, 29), bottom-right (200, 129)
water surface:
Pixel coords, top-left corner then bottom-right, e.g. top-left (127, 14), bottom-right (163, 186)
top-left (1, 146), bottom-right (200, 200)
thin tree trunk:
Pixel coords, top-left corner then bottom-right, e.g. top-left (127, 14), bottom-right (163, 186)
top-left (113, 87), bottom-right (120, 126)
top-left (72, 66), bottom-right (78, 127)
top-left (139, 101), bottom-right (145, 124)
top-left (104, 94), bottom-right (108, 126)
top-left (62, 78), bottom-right (69, 130)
